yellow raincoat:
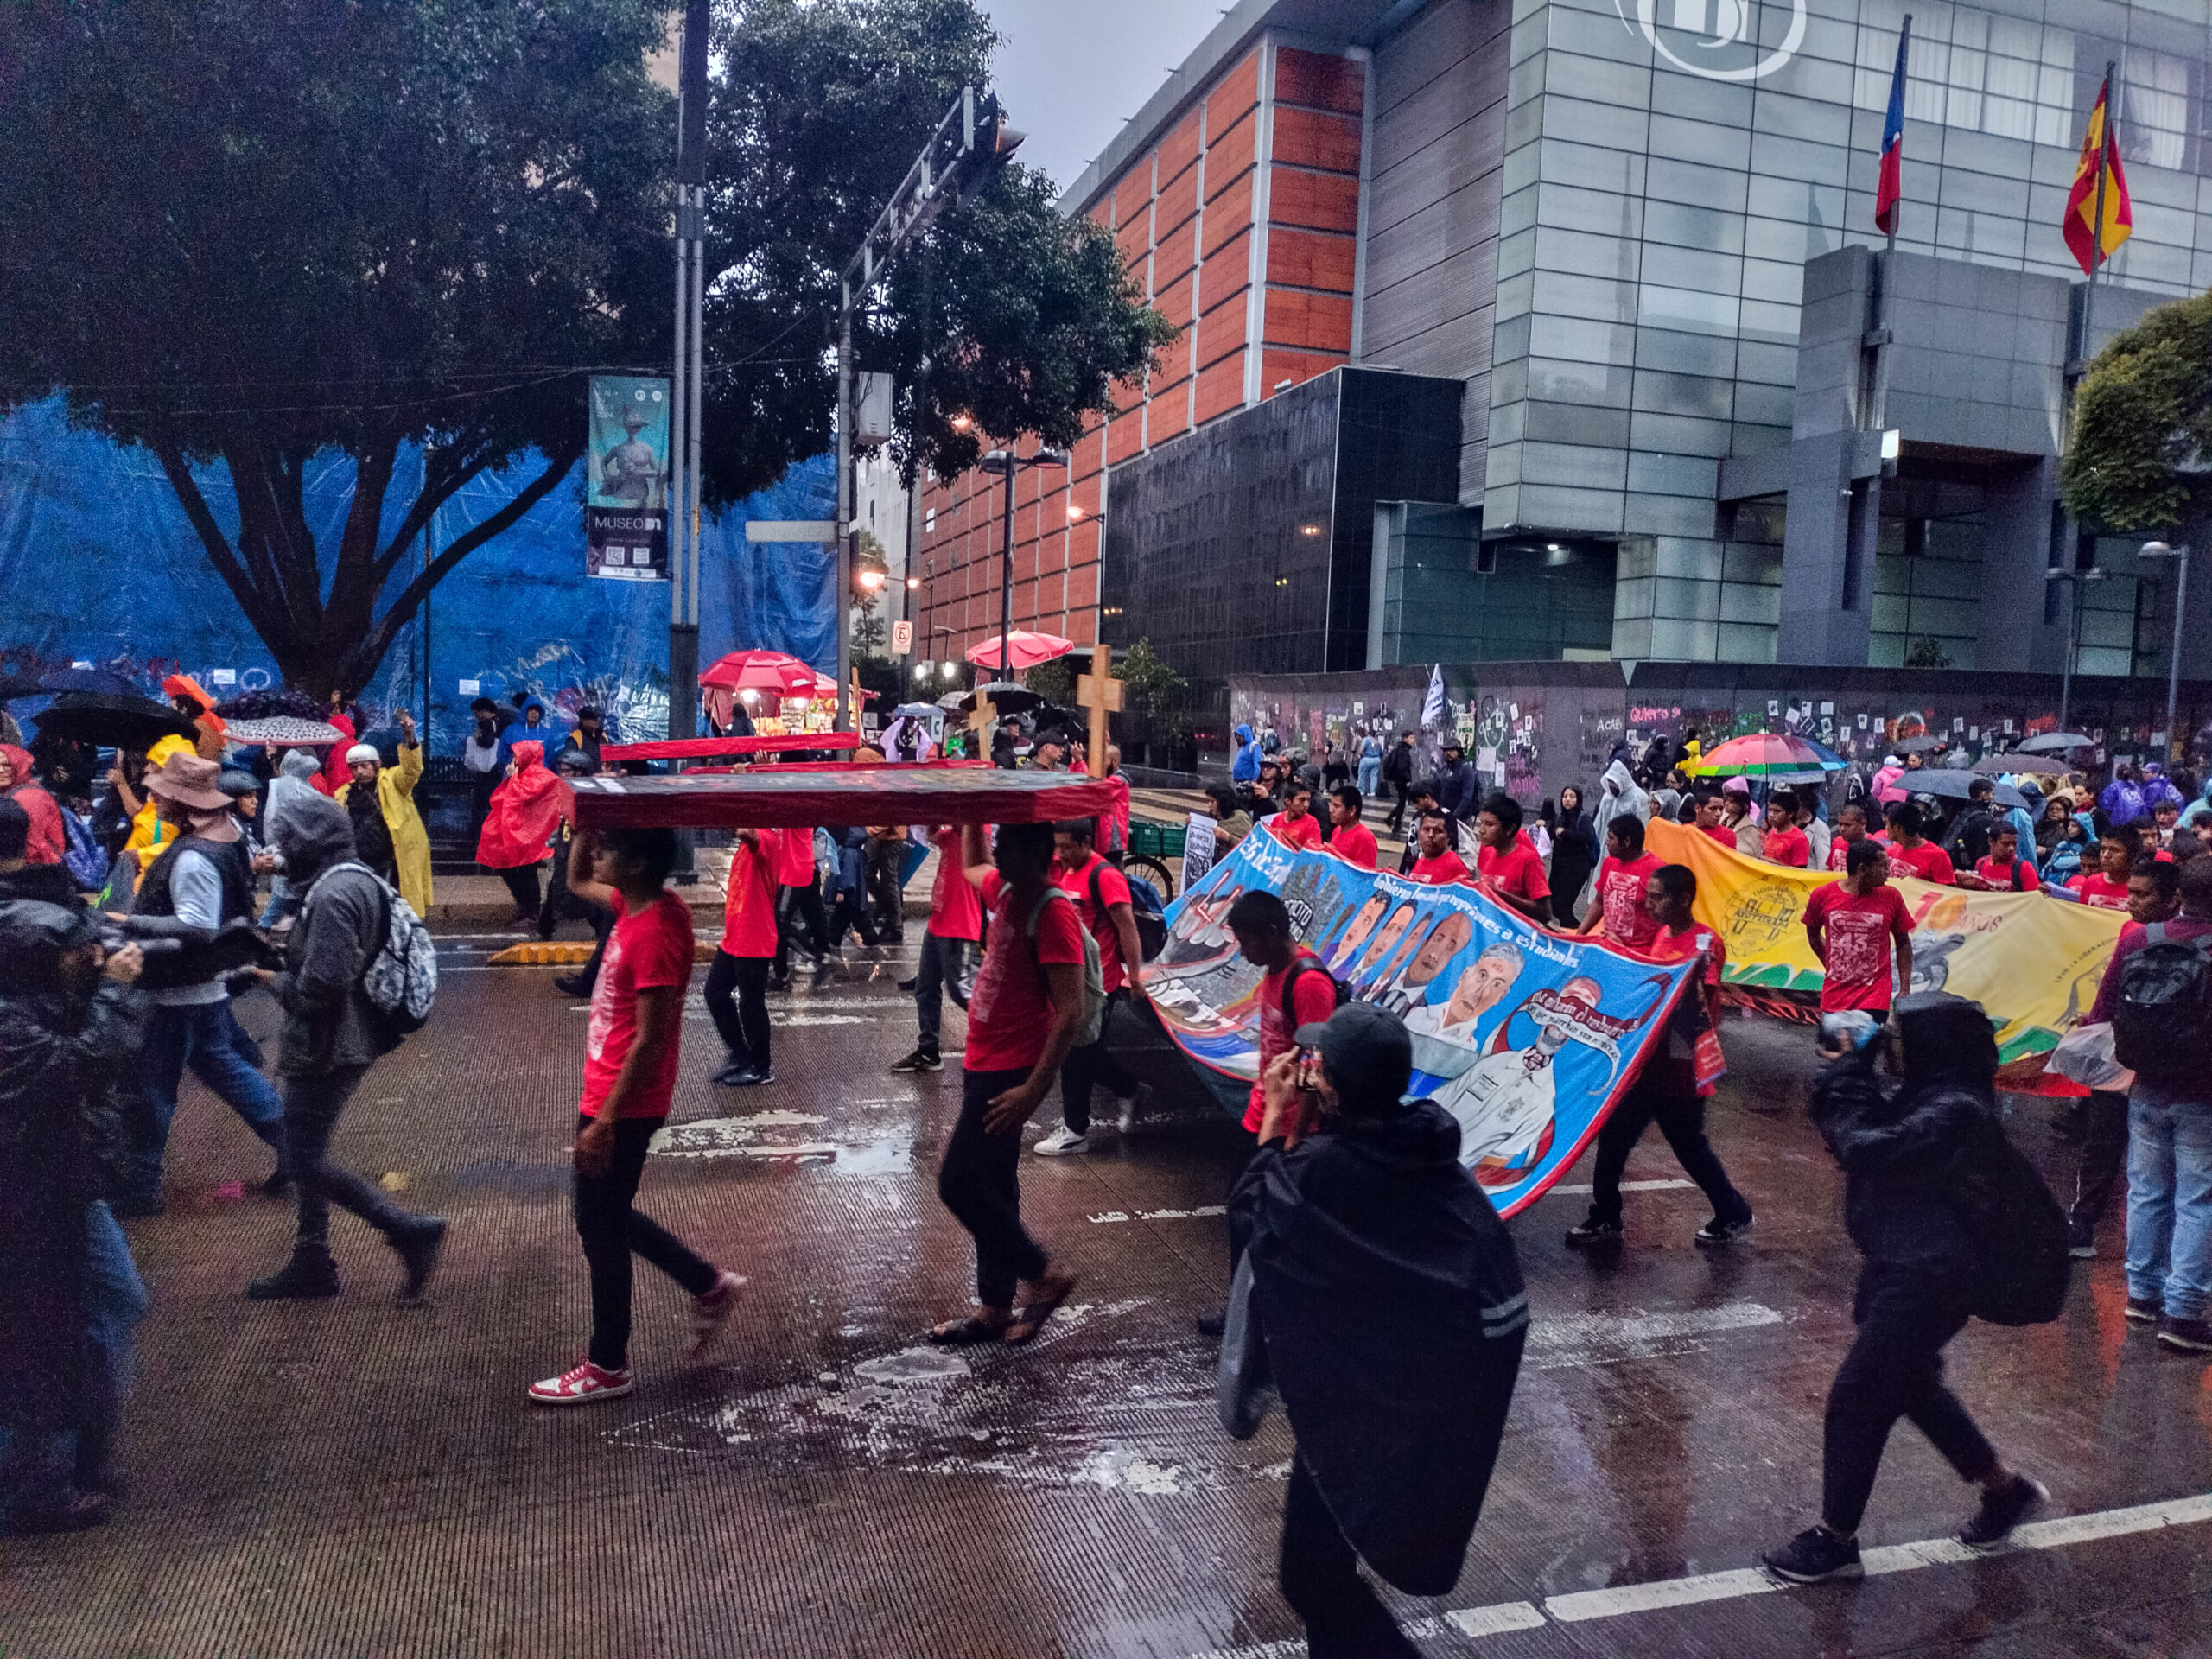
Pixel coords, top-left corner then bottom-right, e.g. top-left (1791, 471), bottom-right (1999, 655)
top-left (121, 733), bottom-right (198, 887)
top-left (335, 743), bottom-right (433, 916)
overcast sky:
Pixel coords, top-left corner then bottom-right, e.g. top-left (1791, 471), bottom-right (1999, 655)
top-left (976, 0), bottom-right (1227, 196)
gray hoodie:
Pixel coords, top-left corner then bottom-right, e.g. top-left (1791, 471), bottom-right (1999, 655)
top-left (269, 796), bottom-right (388, 1076)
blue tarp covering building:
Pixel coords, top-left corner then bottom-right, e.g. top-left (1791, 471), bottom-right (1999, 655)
top-left (0, 397), bottom-right (836, 745)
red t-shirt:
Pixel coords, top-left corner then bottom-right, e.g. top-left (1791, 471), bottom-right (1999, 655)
top-left (1330, 821), bottom-right (1379, 869)
top-left (1059, 850), bottom-right (1134, 994)
top-left (2069, 872), bottom-right (2132, 911)
top-left (1245, 947), bottom-right (1340, 1133)
top-left (1974, 855), bottom-right (2036, 892)
top-left (1477, 836), bottom-right (1551, 904)
top-left (966, 871), bottom-right (1087, 1074)
top-left (1803, 882), bottom-right (1914, 1012)
top-left (719, 835), bottom-right (779, 957)
top-left (1827, 836), bottom-right (1856, 872)
top-left (580, 890), bottom-right (696, 1120)
top-left (1409, 849), bottom-right (1471, 886)
top-left (1267, 810), bottom-right (1323, 849)
top-left (927, 827), bottom-right (982, 941)
top-left (1699, 821), bottom-right (1738, 849)
top-left (772, 826), bottom-right (817, 887)
top-left (1884, 839), bottom-right (1955, 885)
top-left (1593, 852), bottom-right (1664, 949)
top-left (1763, 825), bottom-right (1810, 868)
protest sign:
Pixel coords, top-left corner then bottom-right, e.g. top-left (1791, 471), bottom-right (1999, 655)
top-left (1180, 811), bottom-right (1217, 884)
top-left (1143, 828), bottom-right (1701, 1217)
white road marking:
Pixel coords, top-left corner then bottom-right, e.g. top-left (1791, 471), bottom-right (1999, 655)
top-left (1089, 1205), bottom-right (1229, 1224)
top-left (1445, 1602), bottom-right (1548, 1637)
top-left (1542, 1179), bottom-right (1695, 1196)
top-left (1524, 1300), bottom-right (1785, 1370)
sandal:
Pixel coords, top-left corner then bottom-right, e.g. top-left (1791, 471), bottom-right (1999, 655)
top-left (1003, 1272), bottom-right (1079, 1346)
top-left (927, 1311), bottom-right (1012, 1345)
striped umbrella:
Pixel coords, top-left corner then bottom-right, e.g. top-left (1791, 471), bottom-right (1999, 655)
top-left (1683, 733), bottom-right (1848, 778)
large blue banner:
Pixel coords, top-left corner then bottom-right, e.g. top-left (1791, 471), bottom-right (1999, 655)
top-left (1145, 830), bottom-right (1701, 1217)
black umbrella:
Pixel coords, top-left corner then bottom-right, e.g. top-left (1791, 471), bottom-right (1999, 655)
top-left (40, 666), bottom-right (141, 696)
top-left (1892, 734), bottom-right (1945, 754)
top-left (951, 682), bottom-right (1044, 717)
top-left (32, 692), bottom-right (200, 752)
top-left (2018, 731), bottom-right (2094, 753)
top-left (1904, 770), bottom-right (2030, 810)
top-left (0, 675), bottom-right (50, 702)
top-left (1972, 752), bottom-right (2074, 777)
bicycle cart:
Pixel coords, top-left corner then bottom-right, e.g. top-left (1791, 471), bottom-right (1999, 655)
top-left (1125, 817), bottom-right (1185, 899)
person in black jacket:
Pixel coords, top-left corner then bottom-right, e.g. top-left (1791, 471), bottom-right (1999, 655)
top-left (1226, 1003), bottom-right (1527, 1656)
top-left (1433, 741), bottom-right (1478, 821)
top-left (1762, 994), bottom-right (2047, 1583)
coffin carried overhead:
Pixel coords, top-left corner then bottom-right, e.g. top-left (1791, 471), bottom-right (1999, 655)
top-left (567, 764), bottom-right (1116, 830)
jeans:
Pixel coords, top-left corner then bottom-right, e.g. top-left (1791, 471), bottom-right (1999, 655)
top-left (1357, 756), bottom-right (1381, 798)
top-left (126, 997), bottom-right (288, 1203)
top-left (572, 1113), bottom-right (718, 1369)
top-left (258, 874), bottom-right (294, 927)
top-left (1061, 989), bottom-right (1141, 1134)
top-left (78, 1202), bottom-right (145, 1485)
top-left (1587, 1063), bottom-right (1751, 1230)
top-left (1279, 1452), bottom-right (1421, 1659)
top-left (703, 950), bottom-right (772, 1073)
top-left (2124, 1086), bottom-right (2212, 1321)
top-left (284, 1065), bottom-right (429, 1254)
top-left (2069, 1088), bottom-right (2132, 1236)
top-left (938, 1068), bottom-right (1050, 1308)
top-left (913, 932), bottom-right (972, 1051)
top-left (1822, 1267), bottom-right (1996, 1535)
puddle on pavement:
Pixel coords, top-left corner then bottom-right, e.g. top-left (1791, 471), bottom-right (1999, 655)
top-left (451, 1157), bottom-right (572, 1196)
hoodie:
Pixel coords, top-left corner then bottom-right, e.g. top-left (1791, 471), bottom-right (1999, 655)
top-left (0, 745), bottom-right (65, 866)
top-left (496, 698), bottom-right (556, 769)
top-left (1230, 724), bottom-right (1262, 785)
top-left (269, 796), bottom-right (389, 1075)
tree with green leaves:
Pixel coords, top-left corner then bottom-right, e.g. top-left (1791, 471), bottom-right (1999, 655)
top-left (0, 0), bottom-right (674, 697)
top-left (2062, 291), bottom-right (2212, 535)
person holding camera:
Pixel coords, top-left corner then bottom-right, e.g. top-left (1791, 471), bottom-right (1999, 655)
top-left (113, 751), bottom-right (289, 1217)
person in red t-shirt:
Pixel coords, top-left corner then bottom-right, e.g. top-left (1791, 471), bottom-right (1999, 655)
top-left (769, 824), bottom-right (832, 988)
top-left (2066, 830), bottom-right (2137, 909)
top-left (1325, 785), bottom-right (1378, 869)
top-left (1961, 823), bottom-right (2038, 892)
top-left (1036, 818), bottom-right (1154, 1154)
top-left (703, 827), bottom-right (779, 1087)
top-left (1577, 814), bottom-right (1663, 950)
top-left (1692, 791), bottom-right (1738, 848)
top-left (1265, 781), bottom-right (1325, 850)
top-left (1474, 791), bottom-right (1554, 923)
top-left (927, 821), bottom-right (1087, 1348)
top-left (531, 826), bottom-right (743, 1406)
top-left (1408, 810), bottom-right (1471, 885)
top-left (1878, 801), bottom-right (1955, 886)
top-left (1803, 838), bottom-right (1916, 1014)
top-left (893, 825), bottom-right (982, 1074)
top-left (1762, 791), bottom-right (1810, 869)
top-left (1826, 803), bottom-right (1870, 872)
top-left (1568, 862), bottom-right (1753, 1250)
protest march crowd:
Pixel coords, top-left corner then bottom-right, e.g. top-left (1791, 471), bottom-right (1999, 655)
top-left (3, 671), bottom-right (2207, 1656)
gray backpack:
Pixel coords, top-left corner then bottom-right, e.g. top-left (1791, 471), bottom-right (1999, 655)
top-left (304, 861), bottom-right (439, 1040)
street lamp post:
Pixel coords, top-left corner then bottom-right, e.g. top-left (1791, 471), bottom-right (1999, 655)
top-left (2140, 542), bottom-right (2192, 762)
top-left (2044, 564), bottom-right (2107, 736)
top-left (980, 447), bottom-right (1067, 682)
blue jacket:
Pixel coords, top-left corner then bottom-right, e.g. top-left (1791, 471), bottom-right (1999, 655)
top-left (496, 699), bottom-right (560, 770)
top-left (1230, 724), bottom-right (1262, 785)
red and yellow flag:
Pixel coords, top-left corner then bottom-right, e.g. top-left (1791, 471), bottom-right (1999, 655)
top-left (2063, 79), bottom-right (2133, 276)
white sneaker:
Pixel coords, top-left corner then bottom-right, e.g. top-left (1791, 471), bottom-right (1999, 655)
top-left (688, 1268), bottom-right (747, 1358)
top-left (528, 1358), bottom-right (633, 1406)
top-left (1115, 1083), bottom-right (1154, 1135)
top-left (1033, 1125), bottom-right (1090, 1157)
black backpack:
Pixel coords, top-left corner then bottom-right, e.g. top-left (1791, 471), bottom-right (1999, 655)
top-left (2112, 922), bottom-right (2212, 1082)
top-left (1280, 955), bottom-right (1349, 1033)
top-left (1087, 862), bottom-right (1166, 963)
top-left (1955, 1110), bottom-right (2072, 1326)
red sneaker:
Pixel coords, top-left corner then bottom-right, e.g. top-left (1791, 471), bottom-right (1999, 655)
top-left (527, 1358), bottom-right (632, 1406)
top-left (689, 1269), bottom-right (747, 1358)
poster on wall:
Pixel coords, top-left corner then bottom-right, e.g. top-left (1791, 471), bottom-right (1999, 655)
top-left (585, 375), bottom-right (671, 582)
top-left (1141, 829), bottom-right (1700, 1218)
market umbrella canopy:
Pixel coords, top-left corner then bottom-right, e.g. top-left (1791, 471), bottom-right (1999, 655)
top-left (1891, 734), bottom-right (1946, 754)
top-left (1683, 733), bottom-right (1847, 777)
top-left (2018, 731), bottom-right (2095, 753)
top-left (965, 630), bottom-right (1074, 671)
top-left (1902, 769), bottom-right (2030, 810)
top-left (32, 691), bottom-right (199, 751)
top-left (1972, 751), bottom-right (2074, 777)
top-left (699, 649), bottom-right (821, 697)
top-left (567, 763), bottom-right (1116, 830)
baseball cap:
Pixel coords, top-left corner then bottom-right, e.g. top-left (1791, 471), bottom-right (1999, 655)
top-left (1293, 1001), bottom-right (1413, 1104)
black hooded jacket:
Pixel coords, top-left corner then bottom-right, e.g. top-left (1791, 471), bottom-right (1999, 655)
top-left (1230, 1096), bottom-right (1527, 1596)
top-left (270, 796), bottom-right (389, 1076)
top-left (1808, 995), bottom-right (2001, 1277)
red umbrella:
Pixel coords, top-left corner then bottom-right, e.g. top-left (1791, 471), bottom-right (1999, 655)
top-left (700, 650), bottom-right (819, 698)
top-left (965, 630), bottom-right (1074, 672)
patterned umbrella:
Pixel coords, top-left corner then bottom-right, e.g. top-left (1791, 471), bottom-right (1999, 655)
top-left (1683, 733), bottom-right (1848, 777)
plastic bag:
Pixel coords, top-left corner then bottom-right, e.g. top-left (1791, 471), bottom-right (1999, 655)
top-left (2045, 1021), bottom-right (2134, 1091)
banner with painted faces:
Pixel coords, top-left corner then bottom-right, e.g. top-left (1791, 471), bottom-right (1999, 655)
top-left (1144, 828), bottom-right (1701, 1218)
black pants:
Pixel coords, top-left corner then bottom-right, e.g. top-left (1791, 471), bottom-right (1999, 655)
top-left (913, 932), bottom-right (971, 1051)
top-left (865, 836), bottom-right (906, 938)
top-left (703, 950), bottom-right (772, 1073)
top-left (572, 1113), bottom-right (717, 1370)
top-left (1279, 1452), bottom-right (1421, 1659)
top-left (284, 1065), bottom-right (428, 1255)
top-left (1589, 1063), bottom-right (1750, 1229)
top-left (1383, 779), bottom-right (1412, 833)
top-left (493, 864), bottom-right (542, 919)
top-left (2070, 1087), bottom-right (2131, 1233)
top-left (774, 879), bottom-right (830, 975)
top-left (1061, 989), bottom-right (1141, 1134)
top-left (825, 888), bottom-right (880, 950)
top-left (1822, 1268), bottom-right (1999, 1535)
top-left (937, 1068), bottom-right (1050, 1308)
top-left (467, 769), bottom-right (499, 840)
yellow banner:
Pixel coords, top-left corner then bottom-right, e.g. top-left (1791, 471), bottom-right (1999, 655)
top-left (1646, 818), bottom-right (2126, 1064)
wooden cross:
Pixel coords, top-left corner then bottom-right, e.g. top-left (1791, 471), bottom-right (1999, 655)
top-left (966, 686), bottom-right (997, 740)
top-left (1078, 652), bottom-right (1124, 779)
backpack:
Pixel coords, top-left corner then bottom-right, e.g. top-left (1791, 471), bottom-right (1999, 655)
top-left (1088, 861), bottom-right (1166, 962)
top-left (61, 808), bottom-right (109, 893)
top-left (304, 860), bottom-right (439, 1043)
top-left (1279, 953), bottom-right (1349, 1034)
top-left (1956, 1110), bottom-right (2073, 1326)
top-left (1026, 885), bottom-right (1106, 1047)
top-left (2112, 922), bottom-right (2212, 1081)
